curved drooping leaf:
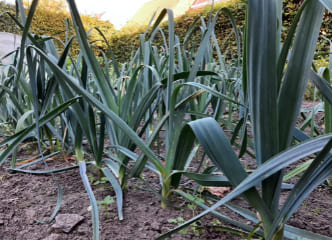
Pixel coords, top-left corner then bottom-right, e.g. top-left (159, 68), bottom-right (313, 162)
top-left (160, 71), bottom-right (219, 85)
top-left (90, 27), bottom-right (120, 78)
top-left (10, 165), bottom-right (81, 174)
top-left (184, 82), bottom-right (245, 106)
top-left (188, 118), bottom-right (272, 223)
top-left (268, 138), bottom-right (332, 239)
top-left (310, 70), bottom-right (332, 105)
top-left (170, 171), bottom-right (231, 187)
top-left (79, 161), bottom-right (99, 240)
top-left (189, 118), bottom-right (247, 185)
top-left (101, 167), bottom-right (123, 220)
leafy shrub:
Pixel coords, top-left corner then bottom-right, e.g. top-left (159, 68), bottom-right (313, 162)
top-left (0, 0), bottom-right (116, 55)
top-left (1, 0), bottom-right (331, 63)
top-left (0, 1), bottom-right (19, 34)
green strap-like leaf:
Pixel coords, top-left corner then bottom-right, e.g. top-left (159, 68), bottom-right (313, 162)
top-left (184, 82), bottom-right (245, 106)
top-left (187, 118), bottom-right (273, 224)
top-left (128, 90), bottom-right (204, 178)
top-left (310, 70), bottom-right (332, 105)
top-left (189, 118), bottom-right (247, 185)
top-left (101, 167), bottom-right (123, 220)
top-left (278, 0), bottom-right (325, 149)
top-left (318, 0), bottom-right (332, 11)
top-left (10, 165), bottom-right (81, 174)
top-left (171, 171), bottom-right (231, 187)
top-left (16, 0), bottom-right (39, 83)
top-left (247, 0), bottom-right (279, 165)
top-left (169, 124), bottom-right (196, 187)
top-left (66, 0), bottom-right (118, 112)
top-left (160, 70), bottom-right (219, 85)
top-left (277, 0), bottom-right (309, 86)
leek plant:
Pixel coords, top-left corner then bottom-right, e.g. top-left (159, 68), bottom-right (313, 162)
top-left (6, 0), bottom-right (328, 239)
top-left (62, 0), bottom-right (242, 207)
top-left (0, 1), bottom-right (125, 237)
top-left (158, 0), bottom-right (332, 239)
top-left (64, 1), bottom-right (221, 205)
top-left (0, 1), bottom-right (77, 163)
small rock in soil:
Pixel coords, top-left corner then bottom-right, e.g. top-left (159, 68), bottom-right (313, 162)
top-left (51, 214), bottom-right (84, 233)
top-left (25, 208), bottom-right (36, 220)
top-left (150, 221), bottom-right (161, 231)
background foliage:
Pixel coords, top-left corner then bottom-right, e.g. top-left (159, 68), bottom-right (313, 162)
top-left (1, 0), bottom-right (331, 63)
top-left (0, 0), bottom-right (115, 54)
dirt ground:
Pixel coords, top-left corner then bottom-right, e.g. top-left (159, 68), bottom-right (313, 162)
top-left (0, 158), bottom-right (241, 240)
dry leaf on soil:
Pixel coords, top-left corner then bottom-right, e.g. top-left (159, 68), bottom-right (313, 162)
top-left (206, 186), bottom-right (231, 197)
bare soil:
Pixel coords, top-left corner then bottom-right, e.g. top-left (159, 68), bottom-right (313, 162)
top-left (0, 158), bottom-right (240, 240)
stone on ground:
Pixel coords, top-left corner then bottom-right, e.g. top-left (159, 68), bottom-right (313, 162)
top-left (51, 214), bottom-right (85, 233)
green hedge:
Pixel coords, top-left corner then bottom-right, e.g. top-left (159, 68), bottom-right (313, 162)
top-left (1, 0), bottom-right (331, 63)
top-left (0, 2), bottom-right (20, 34)
top-left (110, 0), bottom-right (246, 63)
top-left (110, 0), bottom-right (332, 63)
top-left (0, 1), bottom-right (115, 55)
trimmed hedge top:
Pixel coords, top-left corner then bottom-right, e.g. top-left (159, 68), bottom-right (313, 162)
top-left (0, 0), bottom-right (331, 63)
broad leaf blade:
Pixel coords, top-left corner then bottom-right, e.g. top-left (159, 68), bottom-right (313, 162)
top-left (188, 118), bottom-right (272, 223)
top-left (170, 124), bottom-right (196, 187)
top-left (247, 0), bottom-right (279, 166)
top-left (278, 0), bottom-right (325, 149)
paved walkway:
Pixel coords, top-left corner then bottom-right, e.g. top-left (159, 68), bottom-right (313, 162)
top-left (0, 32), bottom-right (21, 65)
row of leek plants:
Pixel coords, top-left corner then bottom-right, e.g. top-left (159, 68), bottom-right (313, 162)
top-left (65, 0), bottom-right (244, 210)
top-left (0, 0), bottom-right (244, 239)
top-left (158, 0), bottom-right (332, 239)
top-left (4, 0), bottom-right (332, 239)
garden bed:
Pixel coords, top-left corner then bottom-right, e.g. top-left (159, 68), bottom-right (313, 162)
top-left (0, 146), bottom-right (331, 240)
